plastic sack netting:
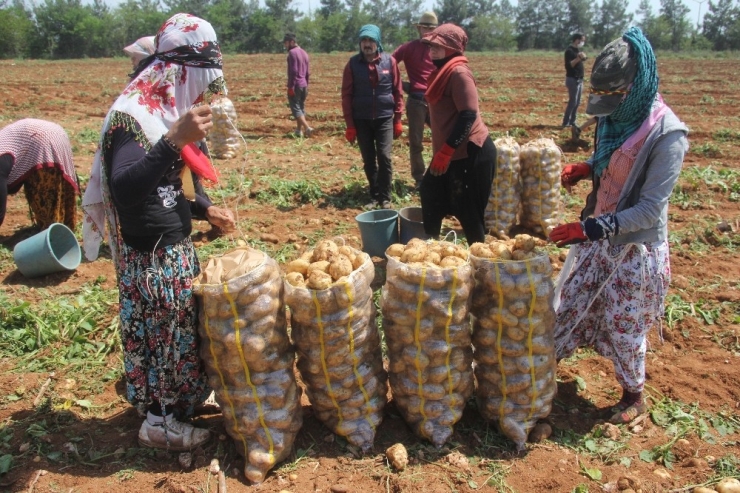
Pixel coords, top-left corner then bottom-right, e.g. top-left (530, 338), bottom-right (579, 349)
top-left (469, 251), bottom-right (557, 451)
top-left (207, 96), bottom-right (242, 159)
top-left (485, 136), bottom-right (521, 237)
top-left (285, 244), bottom-right (387, 453)
top-left (519, 138), bottom-right (562, 236)
top-left (193, 248), bottom-right (302, 484)
top-left (381, 241), bottom-right (475, 447)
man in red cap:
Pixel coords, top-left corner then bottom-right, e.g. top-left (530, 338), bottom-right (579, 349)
top-left (392, 11), bottom-right (438, 190)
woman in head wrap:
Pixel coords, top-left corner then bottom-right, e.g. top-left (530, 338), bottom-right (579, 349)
top-left (550, 27), bottom-right (689, 424)
top-left (82, 13), bottom-right (235, 451)
top-left (0, 119), bottom-right (79, 231)
top-left (123, 35), bottom-right (155, 71)
top-left (419, 23), bottom-right (495, 245)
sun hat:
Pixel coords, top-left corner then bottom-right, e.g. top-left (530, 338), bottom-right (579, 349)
top-left (421, 23), bottom-right (467, 54)
top-left (586, 37), bottom-right (638, 116)
top-left (416, 11), bottom-right (438, 27)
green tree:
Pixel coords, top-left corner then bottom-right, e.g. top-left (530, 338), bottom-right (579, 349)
top-left (318, 0), bottom-right (343, 18)
top-left (31, 0), bottom-right (99, 58)
top-left (560, 0), bottom-right (596, 48)
top-left (207, 0), bottom-right (251, 52)
top-left (161, 0), bottom-right (211, 17)
top-left (702, 0), bottom-right (740, 49)
top-left (660, 0), bottom-right (691, 50)
top-left (592, 0), bottom-right (632, 49)
top-left (0, 0), bottom-right (34, 58)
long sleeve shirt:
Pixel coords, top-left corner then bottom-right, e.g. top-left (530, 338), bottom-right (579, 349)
top-left (392, 39), bottom-right (435, 94)
top-left (287, 46), bottom-right (310, 90)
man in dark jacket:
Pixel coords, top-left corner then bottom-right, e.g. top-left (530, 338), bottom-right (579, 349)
top-left (562, 32), bottom-right (588, 129)
top-left (341, 24), bottom-right (404, 210)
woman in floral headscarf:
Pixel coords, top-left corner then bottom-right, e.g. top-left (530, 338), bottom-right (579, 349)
top-left (419, 23), bottom-right (495, 245)
top-left (82, 13), bottom-right (235, 451)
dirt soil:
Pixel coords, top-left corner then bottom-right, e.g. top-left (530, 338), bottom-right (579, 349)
top-left (0, 52), bottom-right (739, 493)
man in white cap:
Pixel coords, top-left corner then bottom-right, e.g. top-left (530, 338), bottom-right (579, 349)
top-left (392, 11), bottom-right (438, 190)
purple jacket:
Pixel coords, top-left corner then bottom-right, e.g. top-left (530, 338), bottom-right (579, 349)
top-left (287, 46), bottom-right (309, 90)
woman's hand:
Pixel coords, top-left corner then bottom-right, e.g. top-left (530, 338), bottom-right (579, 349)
top-left (205, 206), bottom-right (236, 233)
top-left (561, 162), bottom-right (591, 192)
top-left (166, 105), bottom-right (214, 150)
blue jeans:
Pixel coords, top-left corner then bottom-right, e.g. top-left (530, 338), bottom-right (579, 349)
top-left (562, 76), bottom-right (583, 127)
top-left (355, 117), bottom-right (393, 203)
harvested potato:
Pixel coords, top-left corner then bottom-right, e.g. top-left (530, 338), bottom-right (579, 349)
top-left (287, 258), bottom-right (310, 276)
top-left (285, 272), bottom-right (305, 287)
top-left (311, 240), bottom-right (339, 262)
top-left (386, 243), bottom-right (405, 258)
top-left (328, 254), bottom-right (353, 280)
top-left (470, 243), bottom-right (493, 258)
top-left (308, 260), bottom-right (330, 274)
top-left (440, 256), bottom-right (466, 268)
top-left (717, 478), bottom-right (740, 493)
top-left (514, 234), bottom-right (536, 252)
top-left (401, 247), bottom-right (426, 263)
top-left (307, 270), bottom-right (332, 290)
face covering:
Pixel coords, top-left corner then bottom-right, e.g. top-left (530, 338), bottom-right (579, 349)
top-left (577, 42), bottom-right (585, 48)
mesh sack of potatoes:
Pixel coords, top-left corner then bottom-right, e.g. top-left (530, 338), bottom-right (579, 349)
top-left (519, 138), bottom-right (562, 236)
top-left (207, 96), bottom-right (242, 159)
top-left (283, 239), bottom-right (387, 453)
top-left (381, 239), bottom-right (475, 448)
top-left (193, 247), bottom-right (302, 484)
top-left (468, 235), bottom-right (557, 451)
top-left (485, 136), bottom-right (521, 237)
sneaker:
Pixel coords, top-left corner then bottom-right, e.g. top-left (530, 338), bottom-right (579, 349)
top-left (381, 200), bottom-right (392, 210)
top-left (293, 130), bottom-right (303, 138)
top-left (305, 127), bottom-right (314, 137)
top-left (138, 417), bottom-right (211, 451)
top-left (194, 391), bottom-right (221, 415)
top-left (571, 125), bottom-right (582, 140)
top-left (363, 200), bottom-right (379, 210)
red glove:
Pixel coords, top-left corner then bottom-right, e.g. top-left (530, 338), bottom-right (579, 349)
top-left (429, 144), bottom-right (455, 176)
top-left (345, 127), bottom-right (356, 144)
top-left (561, 162), bottom-right (591, 189)
top-left (393, 120), bottom-right (403, 139)
top-left (181, 143), bottom-right (219, 183)
top-left (288, 87), bottom-right (295, 97)
top-left (549, 222), bottom-right (587, 247)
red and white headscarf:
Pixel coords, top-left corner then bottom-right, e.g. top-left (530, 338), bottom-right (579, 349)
top-left (82, 13), bottom-right (225, 262)
top-left (0, 119), bottom-right (78, 193)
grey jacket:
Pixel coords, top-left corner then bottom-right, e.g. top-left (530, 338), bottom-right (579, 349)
top-left (582, 107), bottom-right (689, 245)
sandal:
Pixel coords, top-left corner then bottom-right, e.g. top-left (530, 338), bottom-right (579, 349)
top-left (609, 400), bottom-right (648, 425)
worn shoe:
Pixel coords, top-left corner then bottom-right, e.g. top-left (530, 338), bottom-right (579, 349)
top-left (194, 391), bottom-right (221, 415)
top-left (363, 200), bottom-right (379, 210)
top-left (138, 417), bottom-right (211, 451)
top-left (571, 125), bottom-right (582, 140)
top-left (609, 400), bottom-right (648, 425)
top-left (304, 127), bottom-right (314, 137)
top-left (293, 130), bottom-right (303, 138)
top-left (381, 200), bottom-right (393, 210)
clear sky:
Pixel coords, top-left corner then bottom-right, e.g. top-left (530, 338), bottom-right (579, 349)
top-left (294, 0), bottom-right (705, 28)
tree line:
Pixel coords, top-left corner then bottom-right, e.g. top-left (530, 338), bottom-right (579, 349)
top-left (2, 0), bottom-right (740, 59)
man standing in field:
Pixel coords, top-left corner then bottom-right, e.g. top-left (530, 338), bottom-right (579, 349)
top-left (284, 33), bottom-right (313, 138)
top-left (392, 11), bottom-right (438, 191)
top-left (562, 33), bottom-right (588, 130)
top-left (342, 24), bottom-right (404, 210)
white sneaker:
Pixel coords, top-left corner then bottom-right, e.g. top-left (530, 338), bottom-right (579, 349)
top-left (138, 417), bottom-right (211, 451)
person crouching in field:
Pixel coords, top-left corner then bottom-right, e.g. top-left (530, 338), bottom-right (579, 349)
top-left (82, 13), bottom-right (235, 451)
top-left (0, 118), bottom-right (79, 231)
top-left (419, 24), bottom-right (495, 245)
top-left (550, 27), bottom-right (689, 424)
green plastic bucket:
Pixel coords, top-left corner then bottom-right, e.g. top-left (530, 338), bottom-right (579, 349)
top-left (399, 206), bottom-right (433, 244)
top-left (355, 209), bottom-right (399, 258)
top-left (13, 223), bottom-right (81, 278)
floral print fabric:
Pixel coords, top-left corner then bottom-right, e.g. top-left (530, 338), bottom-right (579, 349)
top-left (554, 239), bottom-right (671, 393)
top-left (118, 238), bottom-right (209, 418)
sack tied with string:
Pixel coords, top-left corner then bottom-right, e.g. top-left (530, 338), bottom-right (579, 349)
top-left (469, 236), bottom-right (557, 451)
top-left (519, 138), bottom-right (562, 236)
top-left (381, 239), bottom-right (475, 448)
top-left (284, 239), bottom-right (387, 453)
top-left (193, 247), bottom-right (302, 484)
top-left (485, 136), bottom-right (522, 237)
top-left (207, 96), bottom-right (242, 159)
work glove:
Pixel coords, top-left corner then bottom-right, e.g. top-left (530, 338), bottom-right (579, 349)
top-left (561, 162), bottom-right (591, 190)
top-left (288, 87), bottom-right (295, 97)
top-left (549, 221), bottom-right (587, 247)
top-left (345, 127), bottom-right (357, 144)
top-left (393, 120), bottom-right (403, 139)
top-left (429, 144), bottom-right (455, 176)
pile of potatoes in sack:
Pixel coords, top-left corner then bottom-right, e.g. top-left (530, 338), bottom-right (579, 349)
top-left (468, 234), bottom-right (558, 451)
top-left (193, 248), bottom-right (303, 484)
top-left (486, 136), bottom-right (562, 237)
top-left (207, 96), bottom-right (242, 159)
top-left (284, 239), bottom-right (388, 453)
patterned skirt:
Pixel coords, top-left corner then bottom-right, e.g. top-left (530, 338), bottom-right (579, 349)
top-left (117, 238), bottom-right (209, 418)
top-left (554, 239), bottom-right (671, 393)
top-left (23, 167), bottom-right (77, 231)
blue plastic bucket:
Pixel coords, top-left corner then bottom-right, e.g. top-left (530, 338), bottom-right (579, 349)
top-left (399, 206), bottom-right (433, 244)
top-left (355, 209), bottom-right (399, 258)
top-left (13, 223), bottom-right (81, 278)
